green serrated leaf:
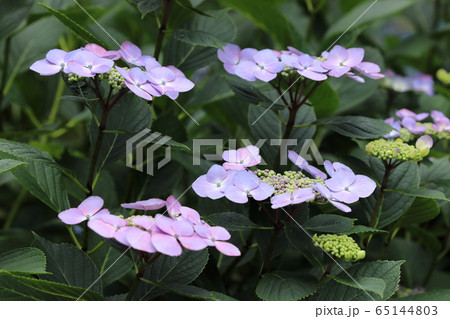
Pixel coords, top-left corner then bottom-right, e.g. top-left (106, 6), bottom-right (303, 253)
top-left (316, 260), bottom-right (404, 301)
top-left (395, 289), bottom-right (450, 301)
top-left (256, 272), bottom-right (318, 301)
top-left (38, 2), bottom-right (108, 48)
top-left (2, 273), bottom-right (103, 301)
top-left (129, 0), bottom-right (162, 18)
top-left (304, 214), bottom-right (355, 233)
top-left (135, 249), bottom-right (209, 300)
top-left (32, 233), bottom-right (103, 294)
top-left (385, 188), bottom-right (450, 202)
top-left (329, 276), bottom-right (386, 298)
top-left (342, 225), bottom-right (387, 235)
top-left (140, 281), bottom-right (236, 300)
top-left (224, 75), bottom-right (272, 105)
top-left (0, 248), bottom-right (47, 275)
top-left (318, 116), bottom-right (392, 139)
top-left (207, 212), bottom-right (273, 231)
top-left (0, 159), bottom-right (27, 174)
top-left (172, 29), bottom-right (227, 48)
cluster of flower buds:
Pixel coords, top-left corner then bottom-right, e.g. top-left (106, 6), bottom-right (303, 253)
top-left (382, 69), bottom-right (434, 96)
top-left (313, 234), bottom-right (366, 261)
top-left (366, 135), bottom-right (433, 162)
top-left (192, 146), bottom-right (376, 213)
top-left (217, 43), bottom-right (384, 83)
top-left (30, 41), bottom-right (194, 101)
top-left (58, 195), bottom-right (240, 257)
top-left (384, 108), bottom-right (450, 141)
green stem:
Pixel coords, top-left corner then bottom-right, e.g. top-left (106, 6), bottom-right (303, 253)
top-left (0, 36), bottom-right (11, 131)
top-left (3, 188), bottom-right (27, 230)
top-left (126, 253), bottom-right (161, 301)
top-left (87, 241), bottom-right (105, 255)
top-left (154, 0), bottom-right (172, 61)
top-left (81, 222), bottom-right (89, 252)
top-left (66, 226), bottom-right (82, 249)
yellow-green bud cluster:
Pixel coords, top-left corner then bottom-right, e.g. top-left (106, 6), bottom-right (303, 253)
top-left (68, 73), bottom-right (83, 81)
top-left (98, 67), bottom-right (125, 89)
top-left (255, 169), bottom-right (325, 200)
top-left (365, 138), bottom-right (424, 162)
top-left (437, 68), bottom-right (450, 85)
top-left (313, 234), bottom-right (365, 261)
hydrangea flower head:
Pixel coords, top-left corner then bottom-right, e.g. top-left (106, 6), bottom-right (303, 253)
top-left (282, 54), bottom-right (327, 81)
top-left (147, 66), bottom-right (194, 100)
top-left (321, 45), bottom-right (364, 77)
top-left (192, 164), bottom-right (235, 199)
top-left (225, 170), bottom-right (274, 204)
top-left (222, 145), bottom-right (261, 170)
top-left (58, 196), bottom-right (109, 224)
top-left (116, 66), bottom-right (161, 101)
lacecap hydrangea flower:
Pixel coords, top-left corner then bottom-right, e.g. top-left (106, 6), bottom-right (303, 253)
top-left (192, 146), bottom-right (377, 213)
top-left (30, 41), bottom-right (194, 101)
top-left (217, 43), bottom-right (384, 83)
top-left (58, 195), bottom-right (240, 257)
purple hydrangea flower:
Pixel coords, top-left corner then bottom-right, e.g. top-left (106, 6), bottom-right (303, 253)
top-left (324, 167), bottom-right (376, 204)
top-left (126, 215), bottom-right (158, 253)
top-left (321, 45), bottom-right (364, 78)
top-left (116, 66), bottom-right (161, 101)
top-left (347, 62), bottom-right (384, 83)
top-left (121, 198), bottom-right (166, 211)
top-left (395, 108), bottom-right (429, 121)
top-left (431, 110), bottom-right (450, 132)
top-left (68, 51), bottom-right (114, 77)
top-left (119, 41), bottom-right (149, 66)
top-left (30, 49), bottom-right (75, 75)
top-left (225, 170), bottom-right (274, 204)
top-left (58, 196), bottom-right (110, 225)
top-left (88, 214), bottom-right (128, 239)
top-left (194, 224), bottom-right (240, 256)
top-left (383, 70), bottom-right (412, 92)
top-left (166, 195), bottom-right (182, 219)
top-left (147, 66), bottom-right (194, 100)
top-left (270, 188), bottom-right (315, 209)
top-left (192, 164), bottom-right (235, 199)
top-left (312, 183), bottom-right (351, 213)
top-left (288, 150), bottom-right (327, 179)
top-left (153, 215), bottom-right (206, 256)
top-left (217, 43), bottom-right (241, 74)
top-left (179, 206), bottom-right (203, 225)
top-left (222, 145), bottom-right (261, 171)
top-left (401, 117), bottom-right (427, 134)
top-left (83, 43), bottom-right (121, 60)
top-left (282, 54), bottom-right (328, 81)
top-left (323, 160), bottom-right (351, 178)
top-left (235, 49), bottom-right (284, 82)
top-left (411, 73), bottom-right (434, 96)
top-left (384, 117), bottom-right (401, 138)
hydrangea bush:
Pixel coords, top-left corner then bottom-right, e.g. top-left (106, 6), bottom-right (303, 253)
top-left (0, 0), bottom-right (449, 302)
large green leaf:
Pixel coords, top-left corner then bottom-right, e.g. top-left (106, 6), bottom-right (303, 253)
top-left (303, 214), bottom-right (355, 233)
top-left (316, 260), bottom-right (404, 301)
top-left (207, 212), bottom-right (272, 231)
top-left (164, 9), bottom-right (236, 72)
top-left (342, 225), bottom-right (387, 235)
top-left (318, 116), bottom-right (392, 139)
top-left (128, 0), bottom-right (162, 18)
top-left (140, 281), bottom-right (236, 300)
top-left (172, 29), bottom-right (227, 48)
top-left (11, 161), bottom-right (70, 212)
top-left (0, 0), bottom-right (34, 40)
top-left (219, 0), bottom-right (301, 46)
top-left (385, 188), bottom-right (449, 202)
top-left (329, 276), bottom-right (386, 298)
top-left (0, 159), bottom-right (27, 174)
top-left (324, 0), bottom-right (417, 41)
top-left (256, 272), bottom-right (318, 301)
top-left (360, 158), bottom-right (420, 228)
top-left (32, 233), bottom-right (103, 295)
top-left (135, 249), bottom-right (209, 300)
top-left (0, 274), bottom-right (54, 300)
top-left (0, 273), bottom-right (103, 301)
top-left (224, 76), bottom-right (272, 106)
top-left (38, 2), bottom-right (108, 48)
top-left (0, 248), bottom-right (47, 275)
top-left (395, 197), bottom-right (440, 227)
top-left (309, 82), bottom-right (340, 118)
